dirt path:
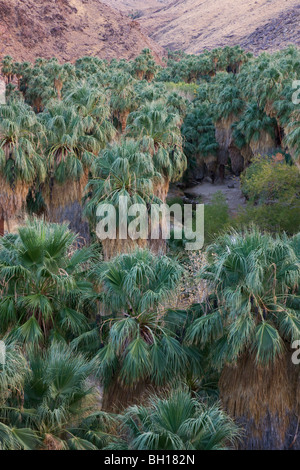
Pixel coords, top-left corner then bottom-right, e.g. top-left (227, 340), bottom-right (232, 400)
top-left (184, 175), bottom-right (246, 216)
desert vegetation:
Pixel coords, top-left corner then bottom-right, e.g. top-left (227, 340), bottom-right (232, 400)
top-left (0, 45), bottom-right (300, 450)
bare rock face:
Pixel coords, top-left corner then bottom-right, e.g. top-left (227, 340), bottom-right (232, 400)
top-left (0, 0), bottom-right (164, 63)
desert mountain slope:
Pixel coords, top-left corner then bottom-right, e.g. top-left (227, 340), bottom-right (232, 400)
top-left (0, 0), bottom-right (164, 63)
top-left (138, 0), bottom-right (300, 54)
top-left (102, 0), bottom-right (170, 14)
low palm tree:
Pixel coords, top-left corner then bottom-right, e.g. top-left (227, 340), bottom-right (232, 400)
top-left (186, 227), bottom-right (300, 449)
top-left (0, 100), bottom-right (46, 235)
top-left (89, 249), bottom-right (200, 411)
top-left (116, 389), bottom-right (240, 450)
top-left (0, 342), bottom-right (103, 450)
top-left (0, 220), bottom-right (94, 344)
top-left (0, 341), bottom-right (39, 450)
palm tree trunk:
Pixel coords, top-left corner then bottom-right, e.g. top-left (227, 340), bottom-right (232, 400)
top-left (0, 217), bottom-right (4, 237)
top-left (119, 111), bottom-right (129, 134)
top-left (101, 237), bottom-right (147, 261)
top-left (101, 379), bottom-right (155, 412)
top-left (220, 351), bottom-right (300, 449)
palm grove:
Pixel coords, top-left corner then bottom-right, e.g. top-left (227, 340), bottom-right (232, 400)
top-left (0, 46), bottom-right (299, 450)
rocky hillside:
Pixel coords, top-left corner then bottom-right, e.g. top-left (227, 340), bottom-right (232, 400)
top-left (0, 0), bottom-right (164, 63)
top-left (138, 0), bottom-right (300, 54)
top-left (102, 0), bottom-right (170, 15)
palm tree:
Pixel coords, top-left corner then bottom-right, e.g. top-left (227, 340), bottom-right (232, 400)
top-left (117, 389), bottom-right (240, 450)
top-left (89, 249), bottom-right (200, 411)
top-left (285, 109), bottom-right (300, 164)
top-left (64, 83), bottom-right (116, 146)
top-left (84, 139), bottom-right (162, 259)
top-left (0, 220), bottom-right (94, 345)
top-left (232, 102), bottom-right (277, 157)
top-left (0, 342), bottom-right (104, 450)
top-left (0, 100), bottom-right (45, 235)
top-left (0, 341), bottom-right (40, 450)
top-left (1, 56), bottom-right (14, 84)
top-left (39, 101), bottom-right (104, 238)
top-left (127, 100), bottom-right (187, 201)
top-left (186, 227), bottom-right (300, 449)
top-left (45, 60), bottom-right (75, 101)
top-left (25, 67), bottom-right (56, 113)
top-left (131, 49), bottom-right (158, 82)
top-left (181, 105), bottom-right (219, 182)
top-left (211, 74), bottom-right (246, 176)
top-left (109, 74), bottom-right (137, 133)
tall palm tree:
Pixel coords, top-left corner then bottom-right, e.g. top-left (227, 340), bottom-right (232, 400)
top-left (45, 60), bottom-right (75, 101)
top-left (117, 389), bottom-right (240, 450)
top-left (84, 139), bottom-right (162, 259)
top-left (131, 49), bottom-right (158, 82)
top-left (1, 56), bottom-right (14, 84)
top-left (89, 249), bottom-right (200, 411)
top-left (182, 105), bottom-right (219, 182)
top-left (0, 220), bottom-right (94, 344)
top-left (127, 100), bottom-right (187, 201)
top-left (0, 100), bottom-right (45, 235)
top-left (232, 102), bottom-right (277, 157)
top-left (186, 227), bottom-right (300, 449)
top-left (39, 101), bottom-right (105, 237)
top-left (64, 83), bottom-right (116, 146)
top-left (109, 74), bottom-right (137, 133)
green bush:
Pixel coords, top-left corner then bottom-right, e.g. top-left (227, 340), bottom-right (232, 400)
top-left (238, 156), bottom-right (300, 234)
top-left (204, 192), bottom-right (231, 244)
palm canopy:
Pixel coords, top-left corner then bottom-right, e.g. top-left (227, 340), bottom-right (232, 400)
top-left (64, 83), bottom-right (116, 146)
top-left (232, 102), bottom-right (277, 149)
top-left (108, 73), bottom-right (137, 131)
top-left (0, 220), bottom-right (94, 344)
top-left (90, 249), bottom-right (201, 388)
top-left (182, 105), bottom-right (219, 161)
top-left (117, 389), bottom-right (240, 450)
top-left (131, 49), bottom-right (158, 81)
top-left (0, 100), bottom-right (46, 220)
top-left (39, 101), bottom-right (101, 185)
top-left (0, 342), bottom-right (103, 450)
top-left (186, 227), bottom-right (300, 366)
top-left (84, 139), bottom-right (162, 227)
top-left (211, 73), bottom-right (245, 122)
top-left (0, 341), bottom-right (40, 450)
top-left (0, 100), bottom-right (45, 187)
top-left (127, 100), bottom-right (187, 182)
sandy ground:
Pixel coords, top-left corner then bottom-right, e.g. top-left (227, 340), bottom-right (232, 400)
top-left (183, 175), bottom-right (246, 215)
